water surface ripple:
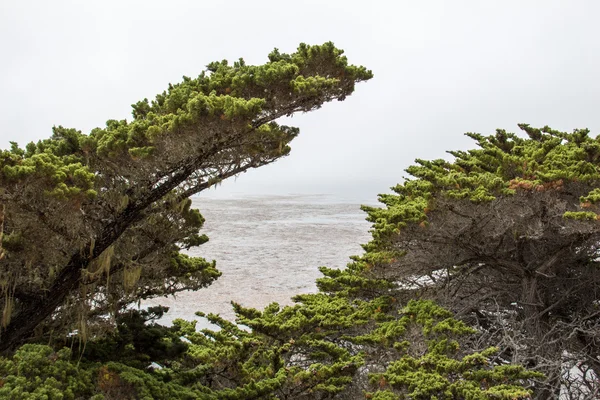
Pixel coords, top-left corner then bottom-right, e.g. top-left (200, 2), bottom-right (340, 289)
top-left (146, 194), bottom-right (373, 327)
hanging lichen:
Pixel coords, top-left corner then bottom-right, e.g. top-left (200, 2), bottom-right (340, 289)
top-left (176, 198), bottom-right (189, 213)
top-left (119, 194), bottom-right (129, 212)
top-left (0, 204), bottom-right (5, 262)
top-left (123, 263), bottom-right (142, 293)
top-left (2, 281), bottom-right (14, 328)
top-left (78, 311), bottom-right (88, 343)
top-left (81, 244), bottom-right (115, 287)
top-left (2, 296), bottom-right (13, 328)
top-left (75, 285), bottom-right (90, 346)
top-left (49, 265), bottom-right (56, 280)
top-left (91, 245), bottom-right (114, 276)
top-left (88, 237), bottom-right (96, 258)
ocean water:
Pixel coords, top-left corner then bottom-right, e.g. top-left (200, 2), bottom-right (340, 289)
top-left (145, 194), bottom-right (374, 327)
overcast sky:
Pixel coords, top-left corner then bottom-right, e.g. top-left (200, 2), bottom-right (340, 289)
top-left (1, 1), bottom-right (599, 201)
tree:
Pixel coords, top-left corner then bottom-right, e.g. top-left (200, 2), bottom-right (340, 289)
top-left (0, 85), bottom-right (540, 397)
top-left (325, 125), bottom-right (600, 398)
top-left (0, 298), bottom-right (538, 399)
top-left (0, 344), bottom-right (97, 399)
top-left (0, 42), bottom-right (373, 352)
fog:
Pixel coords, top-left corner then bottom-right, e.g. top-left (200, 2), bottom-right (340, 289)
top-left (2, 0), bottom-right (599, 199)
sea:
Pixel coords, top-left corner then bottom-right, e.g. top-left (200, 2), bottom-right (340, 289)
top-left (145, 193), bottom-right (377, 328)
top-left (144, 191), bottom-right (595, 398)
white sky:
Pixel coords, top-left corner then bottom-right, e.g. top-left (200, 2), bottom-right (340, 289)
top-left (1, 0), bottom-right (599, 201)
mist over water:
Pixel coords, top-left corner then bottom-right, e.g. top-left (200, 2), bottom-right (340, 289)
top-left (145, 194), bottom-right (374, 328)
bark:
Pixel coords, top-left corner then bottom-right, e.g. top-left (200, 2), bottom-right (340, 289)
top-left (0, 136), bottom-right (242, 352)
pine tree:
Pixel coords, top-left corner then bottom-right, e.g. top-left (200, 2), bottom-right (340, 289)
top-left (320, 125), bottom-right (600, 398)
top-left (0, 296), bottom-right (539, 399)
top-left (0, 44), bottom-right (550, 399)
top-left (0, 42), bottom-right (372, 352)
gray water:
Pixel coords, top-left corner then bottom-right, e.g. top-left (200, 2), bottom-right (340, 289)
top-left (145, 194), bottom-right (374, 327)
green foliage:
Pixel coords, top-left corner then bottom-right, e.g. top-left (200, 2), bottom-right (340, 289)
top-left (0, 42), bottom-right (371, 352)
top-left (342, 125), bottom-right (600, 397)
top-left (562, 211), bottom-right (598, 220)
top-left (316, 262), bottom-right (396, 298)
top-left (351, 301), bottom-right (538, 399)
top-left (0, 297), bottom-right (535, 399)
top-left (1, 41), bottom-right (551, 398)
top-left (342, 124), bottom-right (600, 283)
top-left (0, 145), bottom-right (96, 199)
top-left (361, 125), bottom-right (600, 249)
top-left (0, 345), bottom-right (96, 399)
top-left (80, 307), bottom-right (189, 369)
top-left (95, 362), bottom-right (199, 400)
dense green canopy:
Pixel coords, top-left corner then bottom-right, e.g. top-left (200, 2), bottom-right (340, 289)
top-left (0, 42), bottom-right (372, 352)
top-left (0, 298), bottom-right (538, 399)
top-left (0, 44), bottom-right (560, 399)
top-left (318, 125), bottom-right (600, 398)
